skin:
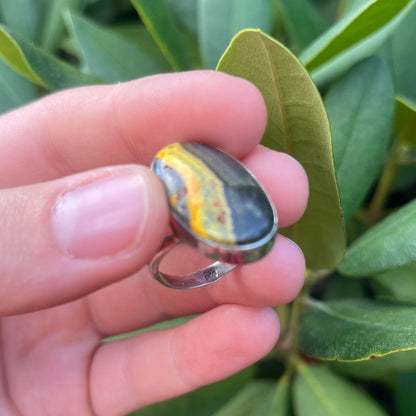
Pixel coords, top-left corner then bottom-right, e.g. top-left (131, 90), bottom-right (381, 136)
top-left (0, 71), bottom-right (309, 416)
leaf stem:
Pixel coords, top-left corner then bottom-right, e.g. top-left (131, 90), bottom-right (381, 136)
top-left (367, 123), bottom-right (414, 226)
top-left (277, 269), bottom-right (331, 360)
top-left (367, 143), bottom-right (400, 226)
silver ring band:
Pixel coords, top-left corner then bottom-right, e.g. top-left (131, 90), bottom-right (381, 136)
top-left (150, 241), bottom-right (237, 289)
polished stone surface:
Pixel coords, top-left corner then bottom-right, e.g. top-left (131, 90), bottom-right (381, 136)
top-left (152, 142), bottom-right (276, 246)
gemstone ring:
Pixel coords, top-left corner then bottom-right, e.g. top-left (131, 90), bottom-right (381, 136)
top-left (150, 142), bottom-right (278, 289)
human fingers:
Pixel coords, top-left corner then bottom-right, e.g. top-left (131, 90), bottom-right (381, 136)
top-left (0, 165), bottom-right (169, 316)
top-left (241, 147), bottom-right (309, 228)
top-left (90, 305), bottom-right (279, 415)
top-left (89, 234), bottom-right (304, 335)
top-left (0, 71), bottom-right (267, 188)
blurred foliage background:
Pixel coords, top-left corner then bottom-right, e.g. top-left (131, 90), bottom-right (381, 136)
top-left (1, 0), bottom-right (416, 415)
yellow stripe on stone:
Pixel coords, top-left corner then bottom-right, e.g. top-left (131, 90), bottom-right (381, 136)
top-left (156, 143), bottom-right (236, 244)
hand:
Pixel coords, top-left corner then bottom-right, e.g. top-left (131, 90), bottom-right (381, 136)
top-left (0, 71), bottom-right (308, 416)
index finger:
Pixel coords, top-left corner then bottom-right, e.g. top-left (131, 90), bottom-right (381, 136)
top-left (0, 71), bottom-right (267, 188)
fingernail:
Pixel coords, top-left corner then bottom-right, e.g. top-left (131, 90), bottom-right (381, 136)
top-left (52, 171), bottom-right (147, 258)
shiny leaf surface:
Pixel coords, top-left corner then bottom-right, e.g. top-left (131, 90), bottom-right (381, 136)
top-left (217, 29), bottom-right (345, 271)
top-left (198, 0), bottom-right (273, 68)
top-left (339, 199), bottom-right (416, 276)
top-left (324, 56), bottom-right (395, 221)
top-left (67, 12), bottom-right (167, 82)
top-left (0, 56), bottom-right (36, 113)
top-left (294, 363), bottom-right (388, 415)
top-left (0, 26), bottom-right (99, 90)
top-left (130, 0), bottom-right (191, 71)
top-left (301, 0), bottom-right (416, 85)
top-left (298, 298), bottom-right (416, 360)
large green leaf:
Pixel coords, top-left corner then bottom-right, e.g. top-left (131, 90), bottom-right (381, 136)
top-left (111, 24), bottom-right (170, 68)
top-left (265, 373), bottom-right (291, 416)
top-left (394, 97), bottom-right (416, 147)
top-left (166, 0), bottom-right (198, 34)
top-left (312, 0), bottom-right (340, 23)
top-left (244, 374), bottom-right (291, 416)
top-left (66, 12), bottom-right (167, 83)
top-left (0, 0), bottom-right (43, 42)
top-left (339, 199), bottom-right (416, 276)
top-left (40, 0), bottom-right (84, 52)
top-left (324, 56), bottom-right (395, 222)
top-left (298, 298), bottom-right (416, 361)
top-left (372, 262), bottom-right (416, 304)
top-left (130, 0), bottom-right (191, 71)
top-left (130, 368), bottom-right (254, 416)
top-left (300, 0), bottom-right (416, 85)
top-left (164, 0), bottom-right (201, 66)
top-left (329, 349), bottom-right (416, 382)
top-left (212, 381), bottom-right (274, 416)
top-left (293, 363), bottom-right (388, 415)
top-left (198, 0), bottom-right (273, 69)
top-left (0, 25), bottom-right (99, 90)
top-left (217, 29), bottom-right (345, 271)
top-left (379, 6), bottom-right (416, 107)
top-left (278, 0), bottom-right (328, 52)
top-left (0, 57), bottom-right (36, 113)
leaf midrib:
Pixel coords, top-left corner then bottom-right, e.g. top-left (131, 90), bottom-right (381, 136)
top-left (313, 301), bottom-right (415, 331)
top-left (298, 364), bottom-right (341, 416)
top-left (259, 33), bottom-right (291, 154)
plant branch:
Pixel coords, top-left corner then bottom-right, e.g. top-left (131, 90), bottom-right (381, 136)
top-left (367, 123), bottom-right (415, 226)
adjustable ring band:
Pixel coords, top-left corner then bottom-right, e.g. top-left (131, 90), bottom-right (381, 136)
top-left (149, 142), bottom-right (278, 290)
top-left (150, 241), bottom-right (237, 289)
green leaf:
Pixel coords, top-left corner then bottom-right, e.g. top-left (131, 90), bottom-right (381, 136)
top-left (379, 6), bottom-right (416, 106)
top-left (0, 57), bottom-right (37, 113)
top-left (130, 0), bottom-right (191, 71)
top-left (166, 0), bottom-right (198, 34)
top-left (40, 0), bottom-right (84, 52)
top-left (0, 25), bottom-right (100, 90)
top-left (112, 24), bottom-right (170, 68)
top-left (294, 363), bottom-right (388, 415)
top-left (298, 298), bottom-right (416, 361)
top-left (312, 0), bottom-right (340, 23)
top-left (212, 381), bottom-right (275, 416)
top-left (244, 373), bottom-right (291, 416)
top-left (66, 12), bottom-right (167, 83)
top-left (165, 0), bottom-right (201, 67)
top-left (394, 97), bottom-right (416, 147)
top-left (339, 199), bottom-right (416, 276)
top-left (265, 373), bottom-right (291, 416)
top-left (0, 0), bottom-right (43, 42)
top-left (300, 0), bottom-right (416, 85)
top-left (372, 262), bottom-right (416, 304)
top-left (278, 0), bottom-right (328, 52)
top-left (324, 56), bottom-right (395, 222)
top-left (198, 0), bottom-right (273, 69)
top-left (329, 349), bottom-right (416, 382)
top-left (129, 367), bottom-right (255, 416)
top-left (395, 372), bottom-right (416, 416)
top-left (217, 29), bottom-right (345, 271)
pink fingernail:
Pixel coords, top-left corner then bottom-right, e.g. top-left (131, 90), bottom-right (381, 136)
top-left (52, 171), bottom-right (147, 258)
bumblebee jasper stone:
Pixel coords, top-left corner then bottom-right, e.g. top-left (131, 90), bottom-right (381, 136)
top-left (151, 142), bottom-right (277, 251)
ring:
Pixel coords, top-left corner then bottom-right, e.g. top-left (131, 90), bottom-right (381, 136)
top-left (150, 142), bottom-right (278, 290)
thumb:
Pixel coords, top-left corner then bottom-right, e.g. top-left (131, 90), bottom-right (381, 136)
top-left (0, 165), bottom-right (169, 315)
